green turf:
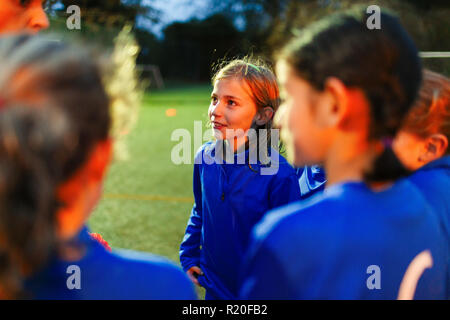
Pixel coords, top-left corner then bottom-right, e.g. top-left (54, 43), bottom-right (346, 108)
top-left (87, 84), bottom-right (213, 299)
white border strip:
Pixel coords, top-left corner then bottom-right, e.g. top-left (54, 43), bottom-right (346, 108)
top-left (419, 51), bottom-right (450, 58)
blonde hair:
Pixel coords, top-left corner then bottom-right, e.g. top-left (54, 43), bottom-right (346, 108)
top-left (213, 58), bottom-right (279, 112)
top-left (212, 58), bottom-right (280, 146)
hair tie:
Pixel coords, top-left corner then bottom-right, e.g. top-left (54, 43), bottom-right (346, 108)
top-left (247, 63), bottom-right (261, 72)
top-left (381, 137), bottom-right (393, 149)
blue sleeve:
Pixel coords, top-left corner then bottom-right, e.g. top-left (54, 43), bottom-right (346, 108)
top-left (179, 157), bottom-right (203, 272)
top-left (269, 169), bottom-right (301, 209)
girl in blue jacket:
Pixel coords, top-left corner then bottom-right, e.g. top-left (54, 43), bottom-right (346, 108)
top-left (240, 8), bottom-right (447, 299)
top-left (179, 59), bottom-right (301, 299)
top-left (393, 69), bottom-right (450, 297)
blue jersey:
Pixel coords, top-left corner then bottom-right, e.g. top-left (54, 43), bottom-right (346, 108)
top-left (180, 142), bottom-right (301, 299)
top-left (407, 155), bottom-right (450, 297)
top-left (296, 165), bottom-right (326, 199)
top-left (240, 180), bottom-right (447, 299)
top-left (26, 227), bottom-right (197, 300)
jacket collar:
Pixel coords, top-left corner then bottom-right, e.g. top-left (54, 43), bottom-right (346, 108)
top-left (419, 155), bottom-right (450, 172)
top-left (203, 140), bottom-right (278, 169)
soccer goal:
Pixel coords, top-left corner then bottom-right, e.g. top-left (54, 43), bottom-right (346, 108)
top-left (137, 64), bottom-right (165, 90)
top-left (419, 51), bottom-right (450, 77)
top-left (420, 52), bottom-right (450, 58)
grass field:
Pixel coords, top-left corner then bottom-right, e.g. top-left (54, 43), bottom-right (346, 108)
top-left (87, 84), bottom-right (213, 298)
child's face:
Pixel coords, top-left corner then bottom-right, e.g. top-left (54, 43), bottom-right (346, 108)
top-left (393, 130), bottom-right (448, 171)
top-left (209, 78), bottom-right (258, 142)
top-left (0, 0), bottom-right (49, 34)
top-left (393, 131), bottom-right (428, 170)
top-left (276, 60), bottom-right (333, 166)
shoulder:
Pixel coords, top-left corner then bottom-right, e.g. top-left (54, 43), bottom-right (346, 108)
top-left (251, 182), bottom-right (388, 249)
top-left (112, 249), bottom-right (177, 268)
top-left (253, 188), bottom-right (344, 248)
top-left (100, 248), bottom-right (196, 299)
top-left (417, 156), bottom-right (450, 173)
top-left (111, 249), bottom-right (189, 280)
top-left (28, 239), bottom-right (197, 299)
top-left (194, 141), bottom-right (215, 164)
top-left (408, 157), bottom-right (450, 189)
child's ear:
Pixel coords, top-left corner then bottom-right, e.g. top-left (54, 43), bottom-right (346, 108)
top-left (419, 134), bottom-right (448, 163)
top-left (255, 106), bottom-right (274, 126)
top-left (88, 139), bottom-right (113, 181)
top-left (322, 77), bottom-right (348, 127)
top-left (323, 77), bottom-right (369, 130)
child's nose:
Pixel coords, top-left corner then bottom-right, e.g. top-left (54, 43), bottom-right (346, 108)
top-left (28, 7), bottom-right (50, 33)
top-left (210, 100), bottom-right (224, 118)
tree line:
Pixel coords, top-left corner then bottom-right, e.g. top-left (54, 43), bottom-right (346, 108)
top-left (47, 0), bottom-right (450, 82)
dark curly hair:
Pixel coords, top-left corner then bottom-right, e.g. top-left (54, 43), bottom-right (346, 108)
top-left (0, 105), bottom-right (77, 299)
top-left (0, 34), bottom-right (111, 299)
top-left (0, 34), bottom-right (111, 182)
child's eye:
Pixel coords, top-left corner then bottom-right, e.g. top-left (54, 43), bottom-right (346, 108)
top-left (227, 100), bottom-right (237, 107)
top-left (211, 96), bottom-right (218, 104)
top-left (18, 0), bottom-right (31, 7)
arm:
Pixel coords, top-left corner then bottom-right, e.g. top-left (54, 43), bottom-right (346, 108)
top-left (179, 160), bottom-right (203, 273)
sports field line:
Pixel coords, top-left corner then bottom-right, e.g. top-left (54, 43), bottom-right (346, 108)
top-left (103, 193), bottom-right (194, 203)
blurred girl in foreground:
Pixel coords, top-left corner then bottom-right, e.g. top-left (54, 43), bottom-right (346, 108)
top-left (240, 7), bottom-right (447, 299)
top-left (0, 33), bottom-right (196, 299)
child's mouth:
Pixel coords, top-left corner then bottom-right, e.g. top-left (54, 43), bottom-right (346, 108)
top-left (212, 121), bottom-right (227, 129)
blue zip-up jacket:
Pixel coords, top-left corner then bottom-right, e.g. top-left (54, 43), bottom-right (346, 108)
top-left (296, 165), bottom-right (327, 199)
top-left (180, 141), bottom-right (301, 299)
top-left (407, 155), bottom-right (450, 298)
top-left (239, 180), bottom-right (447, 299)
top-left (26, 227), bottom-right (197, 300)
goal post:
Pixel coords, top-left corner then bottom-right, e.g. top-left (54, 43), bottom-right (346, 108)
top-left (419, 52), bottom-right (450, 58)
top-left (137, 64), bottom-right (165, 90)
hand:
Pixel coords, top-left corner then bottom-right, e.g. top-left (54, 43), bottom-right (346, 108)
top-left (89, 232), bottom-right (112, 252)
top-left (187, 266), bottom-right (204, 286)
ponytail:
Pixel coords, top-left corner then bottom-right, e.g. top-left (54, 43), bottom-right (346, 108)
top-left (365, 145), bottom-right (411, 182)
